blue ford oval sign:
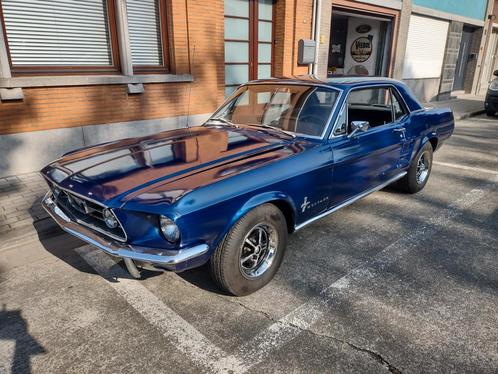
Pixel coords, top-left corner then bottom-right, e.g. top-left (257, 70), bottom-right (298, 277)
top-left (356, 24), bottom-right (372, 34)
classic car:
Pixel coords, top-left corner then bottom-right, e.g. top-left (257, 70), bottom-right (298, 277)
top-left (41, 76), bottom-right (454, 296)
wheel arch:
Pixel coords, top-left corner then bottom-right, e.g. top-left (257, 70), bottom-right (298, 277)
top-left (428, 137), bottom-right (438, 151)
top-left (418, 133), bottom-right (438, 156)
top-left (226, 192), bottom-right (297, 238)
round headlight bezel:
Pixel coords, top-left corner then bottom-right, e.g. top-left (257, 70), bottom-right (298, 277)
top-left (159, 215), bottom-right (180, 243)
top-left (103, 208), bottom-right (118, 229)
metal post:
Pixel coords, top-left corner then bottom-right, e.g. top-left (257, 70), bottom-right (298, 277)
top-left (115, 0), bottom-right (134, 76)
top-left (309, 0), bottom-right (317, 75)
top-left (0, 15), bottom-right (12, 79)
top-left (312, 0), bottom-right (322, 76)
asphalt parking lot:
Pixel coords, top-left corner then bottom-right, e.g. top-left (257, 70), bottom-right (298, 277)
top-left (0, 114), bottom-right (497, 374)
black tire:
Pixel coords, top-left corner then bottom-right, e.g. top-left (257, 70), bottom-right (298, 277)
top-left (397, 142), bottom-right (433, 194)
top-left (486, 110), bottom-right (495, 117)
top-left (209, 204), bottom-right (288, 296)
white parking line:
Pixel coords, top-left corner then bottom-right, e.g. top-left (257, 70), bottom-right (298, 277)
top-left (0, 340), bottom-right (15, 374)
top-left (434, 161), bottom-right (498, 175)
top-left (74, 175), bottom-right (497, 374)
top-left (218, 175), bottom-right (498, 373)
top-left (75, 246), bottom-right (245, 373)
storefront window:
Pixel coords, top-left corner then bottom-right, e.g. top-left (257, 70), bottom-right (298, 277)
top-left (328, 9), bottom-right (393, 77)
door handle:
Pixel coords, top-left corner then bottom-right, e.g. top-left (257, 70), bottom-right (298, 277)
top-left (393, 128), bottom-right (405, 132)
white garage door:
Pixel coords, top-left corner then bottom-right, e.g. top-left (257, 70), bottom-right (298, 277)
top-left (402, 15), bottom-right (449, 79)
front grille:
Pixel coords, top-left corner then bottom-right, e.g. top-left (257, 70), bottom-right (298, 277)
top-left (48, 182), bottom-right (127, 242)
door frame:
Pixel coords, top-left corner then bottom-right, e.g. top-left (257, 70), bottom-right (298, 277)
top-left (330, 0), bottom-right (400, 78)
top-left (478, 27), bottom-right (498, 95)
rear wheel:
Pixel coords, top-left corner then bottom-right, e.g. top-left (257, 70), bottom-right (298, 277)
top-left (209, 204), bottom-right (288, 296)
top-left (486, 110), bottom-right (495, 117)
top-left (397, 142), bottom-right (433, 193)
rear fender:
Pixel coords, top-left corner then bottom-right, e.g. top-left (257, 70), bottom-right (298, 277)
top-left (421, 133), bottom-right (437, 151)
top-left (408, 135), bottom-right (436, 165)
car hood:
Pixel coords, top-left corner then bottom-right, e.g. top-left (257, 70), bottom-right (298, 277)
top-left (41, 125), bottom-right (301, 206)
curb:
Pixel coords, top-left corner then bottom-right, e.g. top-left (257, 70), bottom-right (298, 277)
top-left (454, 109), bottom-right (485, 120)
top-left (0, 217), bottom-right (62, 251)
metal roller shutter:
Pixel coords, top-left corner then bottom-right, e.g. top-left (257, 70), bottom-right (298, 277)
top-left (402, 15), bottom-right (449, 79)
top-left (126, 0), bottom-right (162, 66)
top-left (1, 0), bottom-right (113, 66)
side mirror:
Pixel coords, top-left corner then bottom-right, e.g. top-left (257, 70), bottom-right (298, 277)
top-left (348, 121), bottom-right (370, 138)
top-left (494, 70), bottom-right (498, 77)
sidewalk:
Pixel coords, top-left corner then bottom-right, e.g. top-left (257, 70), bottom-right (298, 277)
top-left (0, 96), bottom-right (487, 239)
top-left (0, 173), bottom-right (49, 237)
top-left (424, 94), bottom-right (485, 120)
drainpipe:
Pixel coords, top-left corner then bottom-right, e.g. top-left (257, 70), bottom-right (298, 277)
top-left (309, 0), bottom-right (317, 75)
top-left (312, 0), bottom-right (322, 76)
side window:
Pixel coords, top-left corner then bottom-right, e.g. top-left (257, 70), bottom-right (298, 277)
top-left (347, 87), bottom-right (393, 129)
top-left (333, 103), bottom-right (347, 136)
top-left (295, 88), bottom-right (338, 137)
top-left (391, 89), bottom-right (408, 121)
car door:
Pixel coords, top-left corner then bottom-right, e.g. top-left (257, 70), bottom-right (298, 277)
top-left (328, 86), bottom-right (407, 207)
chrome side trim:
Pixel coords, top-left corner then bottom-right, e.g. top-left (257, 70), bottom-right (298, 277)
top-left (42, 193), bottom-right (208, 270)
top-left (294, 172), bottom-right (407, 231)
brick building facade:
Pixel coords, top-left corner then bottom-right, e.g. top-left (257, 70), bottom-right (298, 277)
top-left (0, 0), bottom-right (494, 177)
top-left (0, 0), bottom-right (314, 177)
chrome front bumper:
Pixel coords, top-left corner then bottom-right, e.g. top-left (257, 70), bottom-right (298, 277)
top-left (42, 193), bottom-right (209, 272)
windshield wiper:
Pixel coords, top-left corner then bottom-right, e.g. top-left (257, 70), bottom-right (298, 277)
top-left (205, 117), bottom-right (239, 128)
top-left (247, 123), bottom-right (296, 138)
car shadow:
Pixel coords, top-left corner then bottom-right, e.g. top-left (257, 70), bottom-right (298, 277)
top-left (31, 217), bottom-right (161, 282)
top-left (176, 264), bottom-right (230, 295)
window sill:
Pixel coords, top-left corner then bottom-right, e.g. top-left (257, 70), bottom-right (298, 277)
top-left (0, 73), bottom-right (193, 88)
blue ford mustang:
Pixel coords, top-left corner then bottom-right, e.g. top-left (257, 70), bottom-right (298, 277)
top-left (41, 76), bottom-right (454, 295)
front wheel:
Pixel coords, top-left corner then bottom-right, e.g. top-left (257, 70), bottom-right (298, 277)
top-left (397, 142), bottom-right (433, 193)
top-left (209, 204), bottom-right (288, 296)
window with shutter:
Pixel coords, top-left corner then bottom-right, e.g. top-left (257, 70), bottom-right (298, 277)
top-left (126, 0), bottom-right (169, 73)
top-left (0, 0), bottom-right (121, 74)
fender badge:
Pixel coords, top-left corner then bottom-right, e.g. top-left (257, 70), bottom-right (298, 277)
top-left (301, 196), bottom-right (311, 213)
top-left (301, 196), bottom-right (329, 213)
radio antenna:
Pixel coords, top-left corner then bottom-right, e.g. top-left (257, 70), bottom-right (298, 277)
top-left (185, 45), bottom-right (196, 129)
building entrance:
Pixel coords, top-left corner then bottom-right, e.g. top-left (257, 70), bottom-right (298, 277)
top-left (328, 9), bottom-right (393, 77)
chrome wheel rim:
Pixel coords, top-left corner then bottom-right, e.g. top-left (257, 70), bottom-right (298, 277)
top-left (239, 223), bottom-right (278, 279)
top-left (416, 151), bottom-right (430, 185)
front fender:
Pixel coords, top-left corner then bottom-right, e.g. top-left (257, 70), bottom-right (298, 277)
top-left (220, 191), bottom-right (297, 242)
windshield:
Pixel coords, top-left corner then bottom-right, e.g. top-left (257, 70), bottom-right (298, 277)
top-left (211, 84), bottom-right (339, 137)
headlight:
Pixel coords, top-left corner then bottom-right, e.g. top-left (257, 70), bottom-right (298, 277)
top-left (159, 216), bottom-right (180, 242)
top-left (489, 80), bottom-right (498, 91)
top-left (103, 209), bottom-right (118, 229)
